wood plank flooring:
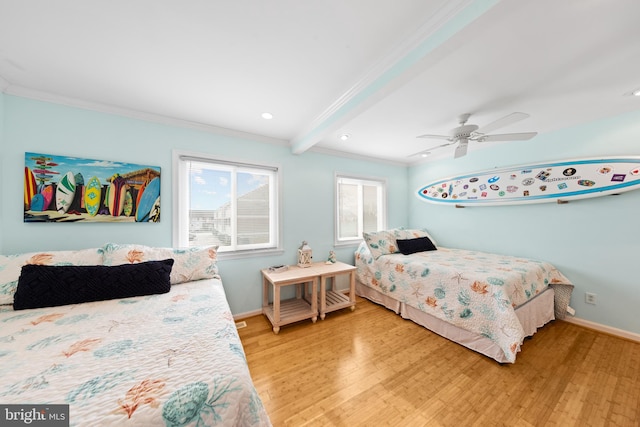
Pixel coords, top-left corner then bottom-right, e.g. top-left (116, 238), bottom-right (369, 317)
top-left (238, 297), bottom-right (640, 426)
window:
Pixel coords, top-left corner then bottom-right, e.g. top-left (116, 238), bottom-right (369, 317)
top-left (335, 174), bottom-right (386, 245)
top-left (173, 151), bottom-right (281, 257)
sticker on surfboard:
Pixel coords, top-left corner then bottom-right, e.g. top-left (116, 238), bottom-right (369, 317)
top-left (417, 157), bottom-right (640, 206)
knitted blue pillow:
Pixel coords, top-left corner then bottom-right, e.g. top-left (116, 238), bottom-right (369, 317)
top-left (396, 236), bottom-right (437, 255)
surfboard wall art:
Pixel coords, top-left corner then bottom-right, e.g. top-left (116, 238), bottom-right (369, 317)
top-left (24, 167), bottom-right (37, 210)
top-left (417, 157), bottom-right (640, 207)
top-left (24, 152), bottom-right (161, 223)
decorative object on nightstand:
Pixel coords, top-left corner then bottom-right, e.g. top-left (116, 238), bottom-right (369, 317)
top-left (326, 250), bottom-right (336, 264)
top-left (297, 241), bottom-right (312, 268)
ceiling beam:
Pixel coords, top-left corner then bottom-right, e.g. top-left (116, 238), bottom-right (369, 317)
top-left (290, 0), bottom-right (500, 155)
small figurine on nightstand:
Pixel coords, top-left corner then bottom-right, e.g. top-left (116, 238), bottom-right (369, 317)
top-left (326, 250), bottom-right (337, 264)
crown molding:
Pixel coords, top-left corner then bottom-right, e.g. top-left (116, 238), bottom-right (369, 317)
top-left (4, 84), bottom-right (289, 146)
top-left (0, 74), bottom-right (10, 92)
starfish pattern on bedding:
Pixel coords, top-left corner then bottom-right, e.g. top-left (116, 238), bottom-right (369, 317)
top-left (451, 272), bottom-right (469, 284)
top-left (511, 286), bottom-right (524, 302)
top-left (161, 344), bottom-right (191, 367)
top-left (106, 319), bottom-right (136, 333)
top-left (410, 283), bottom-right (423, 300)
top-left (359, 270), bottom-right (373, 285)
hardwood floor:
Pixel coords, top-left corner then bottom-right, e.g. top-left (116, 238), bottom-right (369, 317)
top-left (238, 296), bottom-right (640, 426)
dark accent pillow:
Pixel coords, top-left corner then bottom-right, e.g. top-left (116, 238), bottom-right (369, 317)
top-left (396, 236), bottom-right (437, 255)
top-left (13, 259), bottom-right (174, 310)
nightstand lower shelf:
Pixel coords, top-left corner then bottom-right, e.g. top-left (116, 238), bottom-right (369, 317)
top-left (325, 290), bottom-right (353, 310)
top-left (262, 298), bottom-right (317, 334)
top-left (319, 289), bottom-right (356, 320)
top-left (318, 264), bottom-right (357, 320)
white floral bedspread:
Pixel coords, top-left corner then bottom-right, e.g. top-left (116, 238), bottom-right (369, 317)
top-left (0, 279), bottom-right (271, 426)
top-left (355, 242), bottom-right (572, 363)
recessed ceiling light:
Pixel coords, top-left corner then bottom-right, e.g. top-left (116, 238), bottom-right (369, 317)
top-left (632, 89), bottom-right (640, 97)
top-left (261, 112), bottom-right (273, 120)
top-left (339, 133), bottom-right (351, 141)
top-left (421, 152), bottom-right (431, 158)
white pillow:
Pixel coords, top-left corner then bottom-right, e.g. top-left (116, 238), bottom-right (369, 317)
top-left (395, 228), bottom-right (437, 246)
top-left (100, 243), bottom-right (219, 285)
top-left (0, 248), bottom-right (103, 305)
top-left (362, 229), bottom-right (401, 260)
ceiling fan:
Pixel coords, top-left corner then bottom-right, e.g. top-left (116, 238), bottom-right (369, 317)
top-left (413, 112), bottom-right (538, 159)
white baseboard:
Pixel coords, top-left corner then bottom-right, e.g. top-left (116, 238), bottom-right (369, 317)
top-left (233, 309), bottom-right (262, 321)
top-left (563, 316), bottom-right (640, 343)
top-left (231, 309), bottom-right (640, 344)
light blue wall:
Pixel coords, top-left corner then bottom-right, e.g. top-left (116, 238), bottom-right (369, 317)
top-left (4, 94), bottom-right (638, 334)
top-left (0, 91), bottom-right (4, 248)
top-left (0, 95), bottom-right (408, 314)
top-left (409, 111), bottom-right (640, 335)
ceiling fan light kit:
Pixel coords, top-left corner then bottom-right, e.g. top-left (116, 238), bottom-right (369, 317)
top-left (414, 112), bottom-right (538, 159)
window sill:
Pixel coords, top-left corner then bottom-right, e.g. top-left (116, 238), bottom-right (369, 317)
top-left (217, 247), bottom-right (285, 261)
top-left (333, 239), bottom-right (363, 248)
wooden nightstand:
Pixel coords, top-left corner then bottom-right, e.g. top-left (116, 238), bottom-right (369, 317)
top-left (261, 261), bottom-right (356, 333)
top-left (261, 265), bottom-right (318, 334)
top-left (316, 261), bottom-right (356, 320)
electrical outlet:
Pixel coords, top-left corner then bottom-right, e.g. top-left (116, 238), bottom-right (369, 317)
top-left (585, 292), bottom-right (597, 305)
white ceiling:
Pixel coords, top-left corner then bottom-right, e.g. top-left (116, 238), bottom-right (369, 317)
top-left (1, 0), bottom-right (639, 165)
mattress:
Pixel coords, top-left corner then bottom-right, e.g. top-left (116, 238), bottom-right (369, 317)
top-left (0, 278), bottom-right (271, 426)
top-left (355, 242), bottom-right (573, 363)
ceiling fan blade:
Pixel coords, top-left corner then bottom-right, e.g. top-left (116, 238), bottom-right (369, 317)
top-left (454, 141), bottom-right (468, 159)
top-left (476, 112), bottom-right (530, 134)
top-left (408, 140), bottom-right (457, 157)
top-left (478, 132), bottom-right (538, 142)
top-left (426, 141), bottom-right (457, 150)
top-left (416, 134), bottom-right (452, 140)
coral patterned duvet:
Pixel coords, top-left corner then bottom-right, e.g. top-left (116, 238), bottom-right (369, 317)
top-left (355, 243), bottom-right (572, 363)
top-left (0, 279), bottom-right (271, 426)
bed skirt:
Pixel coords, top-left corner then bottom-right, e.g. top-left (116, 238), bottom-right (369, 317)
top-left (356, 281), bottom-right (555, 363)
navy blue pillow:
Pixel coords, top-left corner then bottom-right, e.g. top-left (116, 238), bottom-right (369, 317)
top-left (13, 259), bottom-right (174, 310)
top-left (396, 236), bottom-right (437, 255)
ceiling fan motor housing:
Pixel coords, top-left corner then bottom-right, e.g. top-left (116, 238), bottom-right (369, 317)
top-left (451, 124), bottom-right (479, 138)
top-left (413, 112), bottom-right (535, 159)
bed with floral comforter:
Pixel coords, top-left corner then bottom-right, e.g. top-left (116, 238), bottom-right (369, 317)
top-left (0, 274), bottom-right (271, 426)
top-left (355, 236), bottom-right (573, 363)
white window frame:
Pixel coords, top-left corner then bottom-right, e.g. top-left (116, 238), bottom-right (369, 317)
top-left (334, 173), bottom-right (387, 246)
top-left (172, 150), bottom-right (283, 259)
